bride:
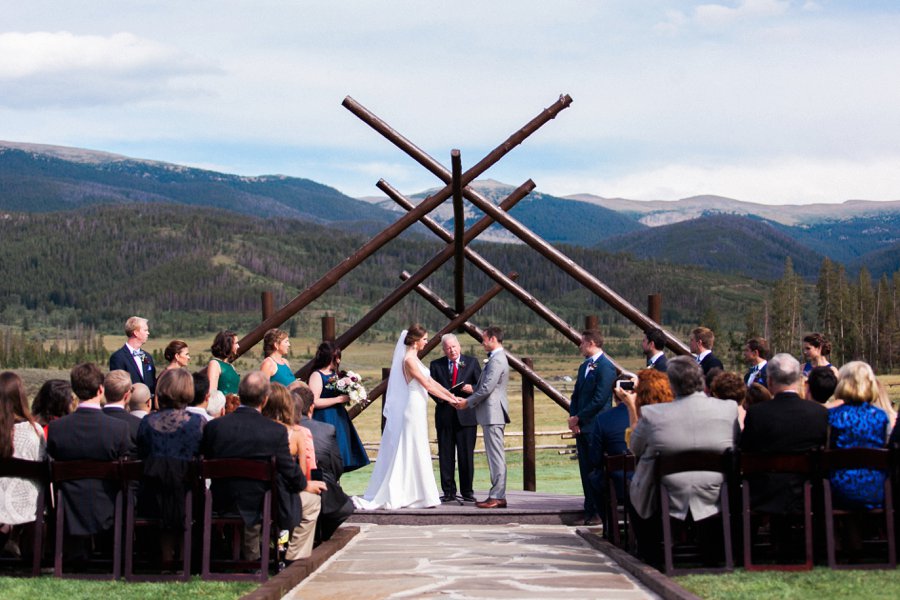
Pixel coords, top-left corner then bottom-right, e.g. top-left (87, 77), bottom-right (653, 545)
top-left (354, 325), bottom-right (460, 509)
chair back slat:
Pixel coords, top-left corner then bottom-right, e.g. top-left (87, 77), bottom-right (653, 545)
top-left (821, 447), bottom-right (890, 472)
top-left (201, 457), bottom-right (275, 481)
top-left (740, 452), bottom-right (813, 476)
top-left (51, 459), bottom-right (121, 482)
top-left (0, 457), bottom-right (49, 481)
top-left (657, 449), bottom-right (731, 477)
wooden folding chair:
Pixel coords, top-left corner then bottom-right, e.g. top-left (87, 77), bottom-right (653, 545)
top-left (655, 450), bottom-right (734, 575)
top-left (121, 459), bottom-right (196, 581)
top-left (821, 448), bottom-right (896, 569)
top-left (0, 457), bottom-right (49, 576)
top-left (603, 452), bottom-right (635, 550)
top-left (50, 459), bottom-right (123, 579)
top-left (740, 451), bottom-right (816, 571)
top-left (200, 457), bottom-right (278, 583)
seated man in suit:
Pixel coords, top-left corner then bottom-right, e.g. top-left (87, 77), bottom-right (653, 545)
top-left (201, 371), bottom-right (324, 561)
top-left (587, 380), bottom-right (630, 533)
top-left (101, 369), bottom-right (142, 456)
top-left (128, 383), bottom-right (152, 418)
top-left (690, 326), bottom-right (724, 375)
top-left (293, 385), bottom-right (354, 543)
top-left (741, 352), bottom-right (828, 514)
top-left (642, 328), bottom-right (668, 372)
top-left (743, 337), bottom-right (769, 388)
top-left (629, 356), bottom-right (739, 566)
top-left (47, 362), bottom-right (134, 558)
top-left (109, 316), bottom-right (156, 397)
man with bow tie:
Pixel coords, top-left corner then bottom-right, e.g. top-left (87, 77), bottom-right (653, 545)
top-left (742, 337), bottom-right (769, 387)
top-left (569, 329), bottom-right (616, 525)
top-left (109, 316), bottom-right (157, 396)
top-left (429, 333), bottom-right (482, 503)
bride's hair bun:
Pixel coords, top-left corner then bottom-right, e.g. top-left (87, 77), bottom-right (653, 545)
top-left (404, 324), bottom-right (427, 346)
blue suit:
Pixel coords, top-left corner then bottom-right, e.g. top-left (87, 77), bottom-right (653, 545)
top-left (587, 403), bottom-right (630, 529)
top-left (744, 363), bottom-right (767, 388)
top-left (570, 352), bottom-right (616, 518)
top-left (109, 345), bottom-right (156, 395)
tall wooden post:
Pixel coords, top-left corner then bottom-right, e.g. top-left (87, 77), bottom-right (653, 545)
top-left (261, 291), bottom-right (274, 321)
top-left (584, 315), bottom-right (598, 332)
top-left (321, 316), bottom-right (336, 342)
top-left (647, 294), bottom-right (662, 325)
top-left (451, 149), bottom-right (465, 329)
top-left (522, 357), bottom-right (536, 492)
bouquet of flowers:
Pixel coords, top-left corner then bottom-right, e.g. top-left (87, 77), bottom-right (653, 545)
top-left (329, 370), bottom-right (367, 407)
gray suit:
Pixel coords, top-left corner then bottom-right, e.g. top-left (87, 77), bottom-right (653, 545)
top-left (629, 392), bottom-right (739, 520)
top-left (465, 348), bottom-right (510, 499)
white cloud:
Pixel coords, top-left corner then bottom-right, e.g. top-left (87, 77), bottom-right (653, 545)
top-left (0, 31), bottom-right (218, 108)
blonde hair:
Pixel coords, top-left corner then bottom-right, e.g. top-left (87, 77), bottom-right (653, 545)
top-left (125, 316), bottom-right (148, 337)
top-left (835, 361), bottom-right (879, 405)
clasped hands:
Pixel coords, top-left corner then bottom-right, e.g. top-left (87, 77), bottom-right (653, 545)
top-left (446, 395), bottom-right (468, 410)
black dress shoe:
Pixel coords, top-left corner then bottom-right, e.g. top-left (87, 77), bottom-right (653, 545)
top-left (440, 495), bottom-right (458, 503)
top-left (459, 494), bottom-right (477, 503)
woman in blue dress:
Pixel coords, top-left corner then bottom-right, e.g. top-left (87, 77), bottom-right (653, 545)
top-left (802, 332), bottom-right (839, 379)
top-left (828, 361), bottom-right (890, 509)
top-left (260, 328), bottom-right (297, 387)
top-left (308, 341), bottom-right (370, 472)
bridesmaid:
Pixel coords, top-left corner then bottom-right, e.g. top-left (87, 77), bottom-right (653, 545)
top-left (260, 329), bottom-right (297, 387)
top-left (308, 341), bottom-right (370, 472)
top-left (163, 340), bottom-right (191, 371)
top-left (207, 330), bottom-right (241, 397)
top-left (801, 332), bottom-right (840, 378)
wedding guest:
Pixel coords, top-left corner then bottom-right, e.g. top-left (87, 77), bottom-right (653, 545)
top-left (109, 316), bottom-right (156, 395)
top-left (308, 341), bottom-right (369, 472)
top-left (260, 329), bottom-right (297, 387)
top-left (806, 366), bottom-right (840, 407)
top-left (206, 391), bottom-right (226, 419)
top-left (801, 332), bottom-right (839, 378)
top-left (874, 380), bottom-right (897, 430)
top-left (829, 362), bottom-right (891, 509)
top-left (136, 368), bottom-right (205, 563)
top-left (187, 372), bottom-right (213, 422)
top-left (0, 372), bottom-right (46, 556)
top-left (223, 393), bottom-right (240, 415)
top-left (207, 330), bottom-right (240, 397)
top-left (102, 370), bottom-right (142, 456)
top-left (31, 379), bottom-right (74, 435)
top-left (262, 382), bottom-right (321, 562)
top-left (164, 340), bottom-right (191, 371)
top-left (617, 369), bottom-right (674, 436)
top-left (128, 383), bottom-right (152, 418)
top-left (262, 382), bottom-right (305, 461)
top-left (47, 363), bottom-right (133, 557)
top-left (294, 385), bottom-right (354, 542)
top-left (741, 383), bottom-right (772, 429)
top-left (710, 371), bottom-right (747, 429)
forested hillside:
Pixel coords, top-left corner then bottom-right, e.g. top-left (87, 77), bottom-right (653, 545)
top-left (0, 203), bottom-right (764, 346)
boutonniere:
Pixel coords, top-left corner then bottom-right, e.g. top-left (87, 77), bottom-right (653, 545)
top-left (458, 360), bottom-right (465, 368)
top-left (587, 361), bottom-right (597, 372)
top-left (483, 358), bottom-right (489, 365)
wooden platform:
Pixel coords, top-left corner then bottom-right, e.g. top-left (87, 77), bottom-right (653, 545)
top-left (346, 490), bottom-right (586, 526)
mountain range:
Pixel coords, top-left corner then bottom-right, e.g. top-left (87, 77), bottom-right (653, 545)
top-left (3, 140), bottom-right (900, 281)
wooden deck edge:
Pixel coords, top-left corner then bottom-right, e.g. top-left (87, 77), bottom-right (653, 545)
top-left (576, 529), bottom-right (702, 600)
top-left (240, 526), bottom-right (360, 600)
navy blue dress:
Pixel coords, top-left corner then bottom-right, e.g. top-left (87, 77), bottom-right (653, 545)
top-left (312, 371), bottom-right (370, 472)
top-left (828, 403), bottom-right (890, 509)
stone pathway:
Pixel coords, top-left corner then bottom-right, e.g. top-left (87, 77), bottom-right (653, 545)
top-left (285, 524), bottom-right (659, 599)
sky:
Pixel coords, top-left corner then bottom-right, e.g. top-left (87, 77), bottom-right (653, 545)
top-left (2, 1), bottom-right (900, 205)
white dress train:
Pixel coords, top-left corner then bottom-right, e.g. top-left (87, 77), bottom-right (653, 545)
top-left (354, 353), bottom-right (440, 510)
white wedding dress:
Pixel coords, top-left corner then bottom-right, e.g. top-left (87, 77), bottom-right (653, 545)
top-left (354, 331), bottom-right (440, 509)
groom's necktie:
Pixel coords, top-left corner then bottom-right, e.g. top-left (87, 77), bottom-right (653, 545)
top-left (451, 361), bottom-right (458, 387)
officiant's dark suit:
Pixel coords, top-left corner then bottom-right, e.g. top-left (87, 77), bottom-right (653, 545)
top-left (430, 343), bottom-right (481, 501)
top-left (109, 345), bottom-right (157, 395)
top-left (201, 404), bottom-right (306, 532)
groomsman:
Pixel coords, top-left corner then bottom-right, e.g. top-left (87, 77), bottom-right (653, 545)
top-left (568, 330), bottom-right (616, 526)
top-left (457, 326), bottom-right (510, 509)
top-left (743, 337), bottom-right (769, 387)
top-left (642, 328), bottom-right (668, 372)
top-left (429, 333), bottom-right (482, 503)
top-left (690, 326), bottom-right (724, 375)
top-left (109, 316), bottom-right (157, 396)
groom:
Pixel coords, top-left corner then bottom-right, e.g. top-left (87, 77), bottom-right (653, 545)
top-left (456, 326), bottom-right (509, 509)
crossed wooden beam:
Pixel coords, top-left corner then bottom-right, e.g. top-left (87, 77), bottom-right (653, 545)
top-left (235, 93), bottom-right (690, 418)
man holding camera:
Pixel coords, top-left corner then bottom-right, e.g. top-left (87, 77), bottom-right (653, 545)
top-left (568, 329), bottom-right (616, 526)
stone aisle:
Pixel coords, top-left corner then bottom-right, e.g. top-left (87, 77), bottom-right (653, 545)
top-left (285, 523), bottom-right (659, 600)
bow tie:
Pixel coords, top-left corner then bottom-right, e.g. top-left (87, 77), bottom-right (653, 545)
top-left (751, 365), bottom-right (760, 373)
top-left (132, 350), bottom-right (143, 357)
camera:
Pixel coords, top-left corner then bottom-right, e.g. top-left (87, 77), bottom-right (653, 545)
top-left (617, 380), bottom-right (635, 391)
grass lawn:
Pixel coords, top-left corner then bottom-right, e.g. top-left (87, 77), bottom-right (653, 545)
top-left (675, 567), bottom-right (900, 600)
top-left (0, 576), bottom-right (255, 600)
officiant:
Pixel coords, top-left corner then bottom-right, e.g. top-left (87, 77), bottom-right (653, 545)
top-left (429, 333), bottom-right (482, 503)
